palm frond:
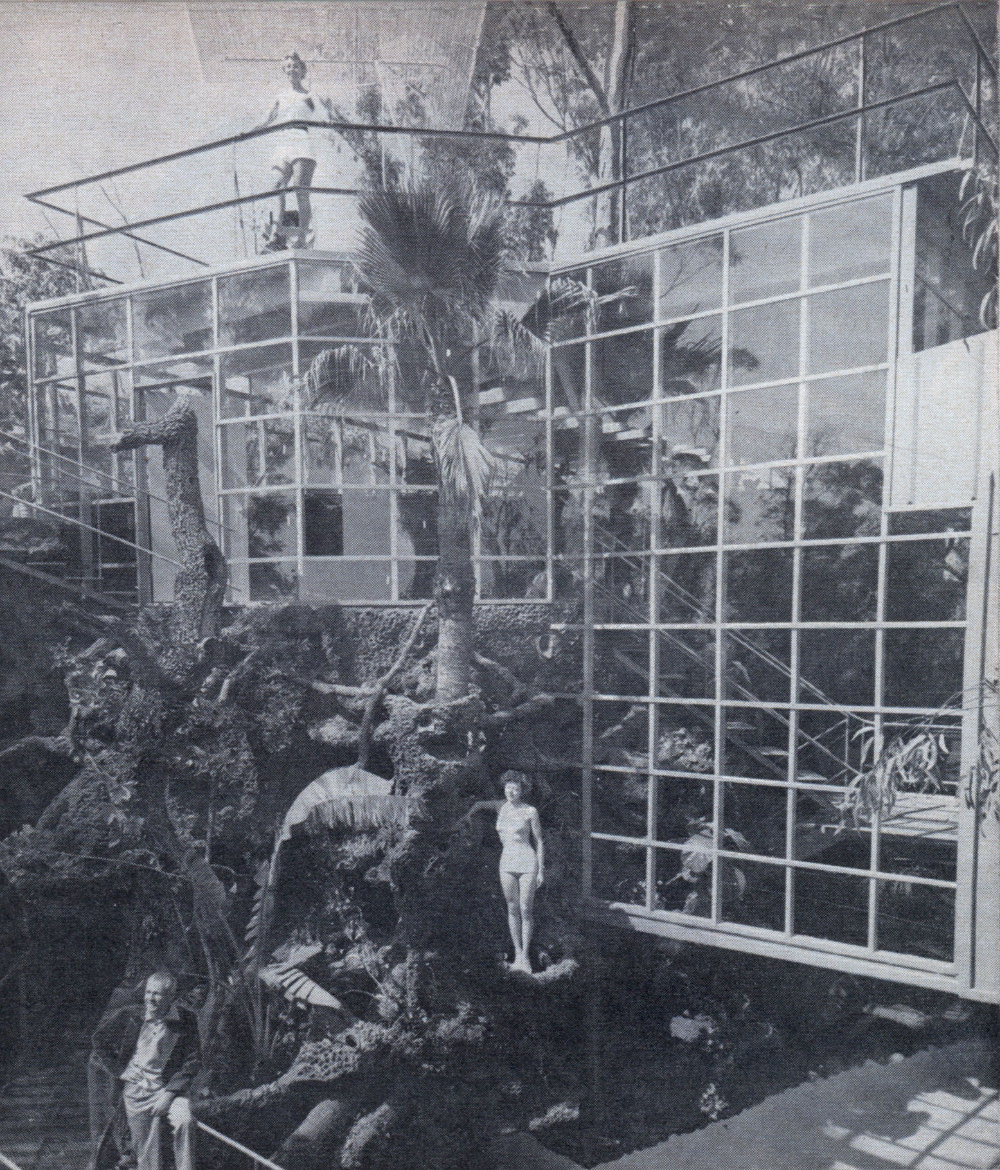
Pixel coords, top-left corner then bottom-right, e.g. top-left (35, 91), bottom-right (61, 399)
top-left (433, 417), bottom-right (498, 513)
top-left (259, 943), bottom-right (352, 1013)
top-left (277, 765), bottom-right (407, 845)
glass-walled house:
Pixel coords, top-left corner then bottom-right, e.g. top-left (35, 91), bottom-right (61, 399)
top-left (20, 3), bottom-right (998, 1002)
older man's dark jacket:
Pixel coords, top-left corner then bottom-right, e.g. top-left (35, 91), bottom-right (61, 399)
top-left (92, 1001), bottom-right (201, 1096)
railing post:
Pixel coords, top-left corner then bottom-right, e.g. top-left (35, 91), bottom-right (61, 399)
top-left (855, 32), bottom-right (867, 183)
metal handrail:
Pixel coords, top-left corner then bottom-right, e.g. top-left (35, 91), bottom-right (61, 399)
top-left (0, 1151), bottom-right (25, 1170)
top-left (195, 1120), bottom-right (286, 1170)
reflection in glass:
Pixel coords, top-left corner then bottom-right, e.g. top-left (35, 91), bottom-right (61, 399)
top-left (340, 490), bottom-right (392, 556)
top-left (724, 468), bottom-right (796, 544)
top-left (807, 195), bottom-right (892, 287)
top-left (659, 471), bottom-right (718, 548)
top-left (228, 416), bottom-right (296, 488)
top-left (658, 235), bottom-right (723, 320)
top-left (799, 629), bottom-right (875, 706)
top-left (592, 252), bottom-right (654, 331)
top-left (593, 329), bottom-right (654, 408)
top-left (77, 299), bottom-right (128, 371)
top-left (802, 459), bottom-right (881, 539)
top-left (727, 383), bottom-right (798, 466)
top-left (794, 710), bottom-right (866, 785)
top-left (300, 559), bottom-right (392, 603)
top-left (724, 630), bottom-right (791, 704)
top-left (887, 508), bottom-right (971, 536)
top-left (218, 266), bottom-right (291, 347)
top-left (591, 838), bottom-right (647, 906)
top-left (806, 282), bottom-right (889, 374)
top-left (657, 630), bottom-right (714, 701)
top-left (659, 395), bottom-right (720, 467)
top-left (660, 316), bottom-right (723, 398)
top-left (721, 706), bottom-right (790, 781)
top-left (885, 539), bottom-right (968, 622)
top-left (298, 261), bottom-right (365, 336)
top-left (720, 858), bottom-right (785, 930)
top-left (220, 345), bottom-right (294, 417)
top-left (729, 215), bottom-right (802, 303)
top-left (723, 548), bottom-right (793, 622)
top-left (876, 881), bottom-right (954, 961)
top-left (729, 300), bottom-right (800, 386)
top-left (595, 629), bottom-right (650, 696)
top-left (302, 491), bottom-right (343, 556)
top-left (657, 551), bottom-right (716, 623)
top-left (593, 769), bottom-right (648, 839)
top-left (249, 561), bottom-right (298, 601)
top-left (33, 310), bottom-right (74, 379)
top-left (397, 490), bottom-right (438, 558)
top-left (398, 560), bottom-right (437, 601)
top-left (800, 544), bottom-right (878, 622)
top-left (133, 281), bottom-right (212, 361)
top-left (883, 630), bottom-right (965, 709)
top-left (805, 371), bottom-right (885, 458)
top-left (794, 869), bottom-right (868, 946)
top-left (299, 341), bottom-right (388, 413)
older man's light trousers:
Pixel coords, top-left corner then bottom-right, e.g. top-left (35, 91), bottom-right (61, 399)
top-left (123, 1089), bottom-right (195, 1170)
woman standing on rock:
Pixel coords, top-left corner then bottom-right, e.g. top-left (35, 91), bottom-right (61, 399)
top-left (496, 771), bottom-right (544, 973)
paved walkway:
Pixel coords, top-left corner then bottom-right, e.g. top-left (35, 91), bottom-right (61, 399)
top-left (0, 1030), bottom-right (92, 1170)
top-left (593, 1040), bottom-right (999, 1170)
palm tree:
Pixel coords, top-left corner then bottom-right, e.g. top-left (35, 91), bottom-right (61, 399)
top-left (308, 172), bottom-right (547, 702)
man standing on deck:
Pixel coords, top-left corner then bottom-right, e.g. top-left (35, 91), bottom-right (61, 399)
top-left (91, 970), bottom-right (200, 1170)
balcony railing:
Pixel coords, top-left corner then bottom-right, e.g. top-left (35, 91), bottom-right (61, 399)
top-left (25, 2), bottom-right (997, 284)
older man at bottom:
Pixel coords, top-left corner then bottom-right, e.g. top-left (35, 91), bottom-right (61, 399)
top-left (92, 971), bottom-right (200, 1170)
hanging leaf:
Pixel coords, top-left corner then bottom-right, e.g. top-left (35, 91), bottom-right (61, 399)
top-left (259, 951), bottom-right (350, 1013)
top-left (277, 765), bottom-right (406, 845)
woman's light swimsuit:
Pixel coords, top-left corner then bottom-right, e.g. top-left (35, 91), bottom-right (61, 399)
top-left (497, 804), bottom-right (537, 877)
top-left (270, 89), bottom-right (322, 168)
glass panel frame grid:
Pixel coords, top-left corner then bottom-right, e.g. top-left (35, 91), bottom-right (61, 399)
top-left (560, 178), bottom-right (977, 984)
top-left (28, 256), bottom-right (554, 606)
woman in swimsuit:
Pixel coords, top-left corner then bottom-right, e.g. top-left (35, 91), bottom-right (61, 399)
top-left (495, 771), bottom-right (544, 973)
top-left (257, 52), bottom-right (333, 249)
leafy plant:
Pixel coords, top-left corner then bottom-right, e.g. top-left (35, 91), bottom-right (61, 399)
top-left (959, 164), bottom-right (999, 330)
top-left (841, 721), bottom-right (949, 824)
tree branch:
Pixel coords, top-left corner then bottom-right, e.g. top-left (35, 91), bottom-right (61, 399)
top-left (546, 1), bottom-right (610, 114)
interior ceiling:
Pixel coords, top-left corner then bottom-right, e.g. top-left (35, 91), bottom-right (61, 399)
top-left (187, 2), bottom-right (486, 130)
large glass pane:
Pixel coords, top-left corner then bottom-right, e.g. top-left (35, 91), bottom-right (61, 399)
top-left (593, 769), bottom-right (648, 839)
top-left (339, 489), bottom-right (391, 556)
top-left (658, 235), bottom-right (723, 320)
top-left (656, 776), bottom-right (713, 844)
top-left (798, 629), bottom-right (876, 706)
top-left (807, 194), bottom-right (892, 287)
top-left (592, 252), bottom-right (654, 332)
top-left (133, 281), bottom-right (212, 360)
top-left (220, 416), bottom-right (295, 488)
top-left (724, 630), bottom-right (791, 704)
top-left (659, 472), bottom-right (718, 548)
top-left (723, 548), bottom-right (793, 622)
top-left (794, 870), bottom-right (869, 947)
top-left (660, 316), bottom-right (723, 398)
top-left (248, 561), bottom-right (298, 602)
top-left (806, 282), bottom-right (889, 374)
top-left (793, 789), bottom-right (863, 864)
top-left (398, 560), bottom-right (437, 601)
top-left (805, 371), bottom-right (885, 458)
top-left (724, 468), bottom-right (796, 544)
top-left (722, 783), bottom-right (788, 858)
top-left (593, 329), bottom-right (654, 408)
top-left (220, 344), bottom-right (294, 417)
top-left (397, 490), bottom-right (438, 558)
top-left (659, 394), bottom-right (720, 467)
top-left (595, 630), bottom-right (650, 696)
top-left (656, 630), bottom-right (714, 701)
top-left (32, 309), bottom-right (74, 379)
top-left (593, 700), bottom-right (649, 766)
top-left (794, 710), bottom-right (867, 785)
top-left (218, 266), bottom-right (291, 346)
top-left (223, 492), bottom-right (297, 560)
top-left (729, 216), bottom-right (802, 303)
top-left (548, 270), bottom-right (588, 341)
top-left (593, 554), bottom-right (652, 623)
top-left (887, 508), bottom-right (971, 536)
top-left (478, 558), bottom-right (547, 600)
top-left (876, 881), bottom-right (954, 962)
top-left (297, 261), bottom-right (366, 337)
top-left (591, 838), bottom-right (647, 906)
top-left (800, 544), bottom-right (878, 622)
top-left (595, 430), bottom-right (653, 491)
top-left (653, 845), bottom-right (711, 916)
top-left (802, 459), bottom-right (881, 539)
top-left (551, 344), bottom-right (585, 414)
top-left (299, 341), bottom-right (388, 413)
top-left (657, 551), bottom-right (716, 623)
top-left (721, 706), bottom-right (790, 781)
top-left (726, 383), bottom-right (798, 466)
top-left (76, 299), bottom-right (128, 371)
top-left (729, 300), bottom-right (800, 386)
top-left (302, 491), bottom-right (343, 556)
top-left (300, 559), bottom-right (392, 602)
top-left (883, 630), bottom-right (965, 709)
top-left (655, 703), bottom-right (715, 773)
top-left (720, 858), bottom-right (785, 930)
top-left (885, 538), bottom-right (968, 622)
top-left (593, 478), bottom-right (652, 553)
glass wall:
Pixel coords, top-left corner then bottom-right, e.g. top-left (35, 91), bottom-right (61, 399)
top-left (551, 181), bottom-right (984, 973)
top-left (29, 255), bottom-right (550, 604)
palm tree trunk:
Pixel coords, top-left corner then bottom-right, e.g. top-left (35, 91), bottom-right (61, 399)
top-left (434, 496), bottom-right (476, 702)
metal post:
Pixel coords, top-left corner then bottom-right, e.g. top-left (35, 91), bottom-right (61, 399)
top-left (855, 33), bottom-right (867, 184)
